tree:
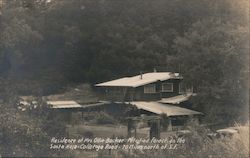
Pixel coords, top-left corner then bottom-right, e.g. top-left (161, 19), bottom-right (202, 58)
top-left (0, 87), bottom-right (68, 157)
top-left (173, 18), bottom-right (248, 123)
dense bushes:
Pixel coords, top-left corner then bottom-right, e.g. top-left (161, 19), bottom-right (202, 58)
top-left (118, 125), bottom-right (249, 158)
top-left (0, 97), bottom-right (70, 157)
top-left (0, 0), bottom-right (248, 136)
top-left (95, 112), bottom-right (117, 125)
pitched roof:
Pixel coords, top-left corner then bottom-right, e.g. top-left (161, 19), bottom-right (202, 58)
top-left (126, 101), bottom-right (203, 116)
top-left (47, 101), bottom-right (108, 109)
top-left (158, 93), bottom-right (194, 104)
top-left (47, 101), bottom-right (82, 108)
top-left (95, 72), bottom-right (182, 88)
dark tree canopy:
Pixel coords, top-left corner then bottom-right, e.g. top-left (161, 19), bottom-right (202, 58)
top-left (0, 0), bottom-right (248, 123)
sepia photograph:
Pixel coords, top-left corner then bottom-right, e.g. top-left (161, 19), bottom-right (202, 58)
top-left (0, 0), bottom-right (249, 157)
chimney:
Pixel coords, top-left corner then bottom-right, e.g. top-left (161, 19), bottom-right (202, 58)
top-left (153, 68), bottom-right (157, 72)
top-left (140, 71), bottom-right (143, 79)
top-left (169, 72), bottom-right (175, 77)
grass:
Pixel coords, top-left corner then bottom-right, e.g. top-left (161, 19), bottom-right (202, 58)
top-left (67, 124), bottom-right (127, 138)
top-left (66, 122), bottom-right (249, 158)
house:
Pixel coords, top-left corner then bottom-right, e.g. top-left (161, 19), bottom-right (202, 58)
top-left (95, 72), bottom-right (184, 101)
top-left (95, 71), bottom-right (203, 132)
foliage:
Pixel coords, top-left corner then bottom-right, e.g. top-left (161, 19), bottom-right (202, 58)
top-left (173, 18), bottom-right (249, 123)
top-left (95, 112), bottom-right (117, 125)
top-left (1, 0), bottom-right (247, 82)
top-left (119, 125), bottom-right (249, 158)
top-left (0, 0), bottom-right (248, 136)
top-left (82, 131), bottom-right (94, 138)
top-left (0, 94), bottom-right (69, 157)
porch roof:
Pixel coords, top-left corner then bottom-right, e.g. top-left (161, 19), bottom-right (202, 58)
top-left (126, 101), bottom-right (203, 116)
top-left (158, 93), bottom-right (195, 104)
top-left (47, 100), bottom-right (108, 109)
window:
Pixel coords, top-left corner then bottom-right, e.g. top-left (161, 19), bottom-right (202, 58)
top-left (144, 84), bottom-right (156, 93)
top-left (162, 83), bottom-right (173, 92)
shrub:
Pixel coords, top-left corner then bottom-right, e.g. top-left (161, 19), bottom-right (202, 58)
top-left (95, 112), bottom-right (117, 125)
top-left (83, 131), bottom-right (94, 138)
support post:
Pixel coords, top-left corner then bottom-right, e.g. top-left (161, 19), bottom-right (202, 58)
top-left (81, 111), bottom-right (84, 121)
top-left (127, 119), bottom-right (132, 138)
top-left (168, 118), bottom-right (172, 131)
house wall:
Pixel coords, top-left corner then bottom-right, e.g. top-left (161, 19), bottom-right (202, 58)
top-left (96, 87), bottom-right (128, 102)
top-left (132, 79), bottom-right (182, 101)
top-left (161, 79), bottom-right (181, 98)
top-left (168, 115), bottom-right (200, 131)
top-left (97, 79), bottom-right (182, 101)
top-left (133, 86), bottom-right (161, 101)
